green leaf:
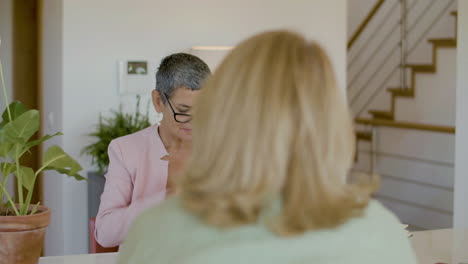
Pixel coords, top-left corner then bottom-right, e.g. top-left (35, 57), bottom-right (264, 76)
top-left (0, 101), bottom-right (27, 128)
top-left (2, 163), bottom-right (35, 192)
top-left (45, 166), bottom-right (86, 181)
top-left (2, 202), bottom-right (11, 215)
top-left (15, 166), bottom-right (35, 191)
top-left (43, 145), bottom-right (83, 176)
top-left (0, 143), bottom-right (13, 158)
top-left (21, 132), bottom-right (62, 156)
top-left (1, 162), bottom-right (15, 176)
top-left (26, 132), bottom-right (62, 148)
top-left (29, 202), bottom-right (40, 215)
top-left (2, 110), bottom-right (39, 144)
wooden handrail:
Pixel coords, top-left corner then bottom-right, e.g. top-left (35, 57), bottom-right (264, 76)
top-left (348, 0), bottom-right (385, 50)
top-left (355, 118), bottom-right (455, 134)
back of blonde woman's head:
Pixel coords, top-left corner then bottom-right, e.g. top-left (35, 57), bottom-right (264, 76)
top-left (180, 30), bottom-right (377, 235)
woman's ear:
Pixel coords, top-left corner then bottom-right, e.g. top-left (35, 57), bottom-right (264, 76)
top-left (152, 90), bottom-right (164, 113)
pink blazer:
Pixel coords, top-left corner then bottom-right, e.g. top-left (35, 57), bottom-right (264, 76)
top-left (95, 124), bottom-right (168, 248)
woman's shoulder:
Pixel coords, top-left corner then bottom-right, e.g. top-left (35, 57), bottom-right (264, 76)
top-left (112, 124), bottom-right (158, 149)
top-left (121, 198), bottom-right (417, 264)
top-left (334, 199), bottom-right (417, 263)
top-left (120, 196), bottom-right (202, 259)
top-left (364, 199), bottom-right (398, 221)
top-left (363, 199), bottom-right (405, 229)
top-left (139, 196), bottom-right (187, 219)
top-left (131, 196), bottom-right (199, 234)
top-left (108, 124), bottom-right (166, 167)
top-left (340, 199), bottom-right (406, 237)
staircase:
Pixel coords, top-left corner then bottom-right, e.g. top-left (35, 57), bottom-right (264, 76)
top-left (348, 0), bottom-right (457, 230)
top-left (352, 5), bottom-right (457, 148)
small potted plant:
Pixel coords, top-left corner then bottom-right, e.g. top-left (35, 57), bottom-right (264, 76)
top-left (81, 96), bottom-right (150, 219)
top-left (0, 54), bottom-right (85, 263)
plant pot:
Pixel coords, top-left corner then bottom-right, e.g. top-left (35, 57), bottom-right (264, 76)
top-left (87, 171), bottom-right (106, 220)
top-left (0, 205), bottom-right (50, 264)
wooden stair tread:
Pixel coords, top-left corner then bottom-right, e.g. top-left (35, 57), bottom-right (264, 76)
top-left (387, 87), bottom-right (413, 97)
top-left (355, 118), bottom-right (455, 134)
top-left (369, 110), bottom-right (393, 120)
top-left (405, 64), bottom-right (435, 73)
top-left (428, 38), bottom-right (457, 47)
top-left (356, 131), bottom-right (372, 141)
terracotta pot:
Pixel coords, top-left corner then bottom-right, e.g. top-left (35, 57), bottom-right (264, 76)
top-left (0, 205), bottom-right (50, 264)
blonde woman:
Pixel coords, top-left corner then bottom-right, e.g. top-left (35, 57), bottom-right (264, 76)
top-left (119, 31), bottom-right (417, 264)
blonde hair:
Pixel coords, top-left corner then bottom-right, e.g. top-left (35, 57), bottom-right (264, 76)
top-left (179, 30), bottom-right (378, 236)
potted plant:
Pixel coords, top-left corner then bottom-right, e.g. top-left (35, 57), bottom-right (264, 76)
top-left (81, 96), bottom-right (150, 219)
top-left (0, 56), bottom-right (85, 263)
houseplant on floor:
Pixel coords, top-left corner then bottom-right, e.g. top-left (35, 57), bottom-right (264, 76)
top-left (0, 49), bottom-right (85, 263)
top-left (81, 96), bottom-right (150, 220)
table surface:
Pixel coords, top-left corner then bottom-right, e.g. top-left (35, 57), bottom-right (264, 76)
top-left (39, 252), bottom-right (118, 264)
top-left (39, 228), bottom-right (468, 264)
top-left (410, 228), bottom-right (468, 264)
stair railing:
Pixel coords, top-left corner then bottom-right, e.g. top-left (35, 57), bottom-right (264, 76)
top-left (400, 0), bottom-right (408, 90)
top-left (349, 0), bottom-right (455, 116)
top-left (349, 0), bottom-right (456, 174)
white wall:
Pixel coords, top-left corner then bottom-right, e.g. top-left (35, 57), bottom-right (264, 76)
top-left (395, 48), bottom-right (456, 126)
top-left (41, 0), bottom-right (65, 256)
top-left (354, 127), bottom-right (455, 229)
top-left (41, 0), bottom-right (348, 255)
top-left (0, 0), bottom-right (15, 199)
top-left (454, 0), bottom-right (468, 228)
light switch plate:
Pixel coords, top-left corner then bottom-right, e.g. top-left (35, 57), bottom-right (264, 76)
top-left (117, 60), bottom-right (153, 95)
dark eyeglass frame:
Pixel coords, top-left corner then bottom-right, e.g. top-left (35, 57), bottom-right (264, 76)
top-left (162, 92), bottom-right (192, 123)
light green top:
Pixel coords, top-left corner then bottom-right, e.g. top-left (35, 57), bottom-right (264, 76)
top-left (119, 197), bottom-right (417, 264)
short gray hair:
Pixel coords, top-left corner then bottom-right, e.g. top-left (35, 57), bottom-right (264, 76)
top-left (155, 53), bottom-right (211, 103)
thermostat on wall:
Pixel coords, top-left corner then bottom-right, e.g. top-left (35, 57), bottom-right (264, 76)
top-left (117, 60), bottom-right (152, 95)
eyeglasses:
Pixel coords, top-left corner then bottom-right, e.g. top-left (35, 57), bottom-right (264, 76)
top-left (162, 93), bottom-right (192, 123)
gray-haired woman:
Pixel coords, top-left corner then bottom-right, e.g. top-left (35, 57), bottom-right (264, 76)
top-left (95, 53), bottom-right (210, 248)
